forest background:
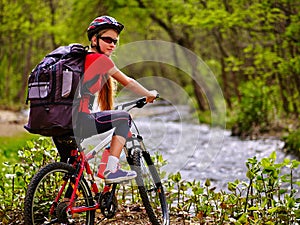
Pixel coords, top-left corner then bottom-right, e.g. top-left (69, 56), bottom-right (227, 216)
top-left (0, 0), bottom-right (299, 154)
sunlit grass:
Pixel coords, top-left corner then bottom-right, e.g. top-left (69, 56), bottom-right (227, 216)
top-left (0, 132), bottom-right (40, 163)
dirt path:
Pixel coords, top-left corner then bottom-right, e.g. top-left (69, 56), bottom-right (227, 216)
top-left (0, 110), bottom-right (28, 136)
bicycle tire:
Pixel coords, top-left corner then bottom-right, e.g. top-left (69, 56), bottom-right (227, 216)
top-left (131, 150), bottom-right (170, 225)
top-left (24, 162), bottom-right (95, 225)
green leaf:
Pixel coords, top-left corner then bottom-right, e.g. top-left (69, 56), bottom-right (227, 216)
top-left (205, 179), bottom-right (211, 187)
top-left (268, 207), bottom-right (278, 214)
top-left (291, 160), bottom-right (300, 169)
top-left (269, 151), bottom-right (277, 161)
top-left (248, 206), bottom-right (259, 211)
top-left (237, 213), bottom-right (247, 223)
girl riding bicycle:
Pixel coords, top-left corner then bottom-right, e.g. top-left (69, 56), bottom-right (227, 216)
top-left (53, 15), bottom-right (157, 184)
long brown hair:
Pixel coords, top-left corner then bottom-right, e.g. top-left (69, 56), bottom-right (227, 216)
top-left (95, 29), bottom-right (117, 110)
top-left (98, 74), bottom-right (115, 110)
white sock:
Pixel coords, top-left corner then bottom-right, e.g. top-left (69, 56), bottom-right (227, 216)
top-left (105, 155), bottom-right (119, 173)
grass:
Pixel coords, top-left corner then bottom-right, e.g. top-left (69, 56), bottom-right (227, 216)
top-left (0, 132), bottom-right (40, 164)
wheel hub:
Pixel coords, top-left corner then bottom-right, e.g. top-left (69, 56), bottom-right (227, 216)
top-left (55, 202), bottom-right (69, 224)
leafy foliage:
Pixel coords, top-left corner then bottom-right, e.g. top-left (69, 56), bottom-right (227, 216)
top-left (1, 139), bottom-right (299, 224)
top-left (231, 79), bottom-right (274, 138)
top-left (1, 1), bottom-right (299, 131)
top-left (0, 137), bottom-right (58, 224)
top-left (166, 152), bottom-right (300, 224)
top-left (283, 129), bottom-right (300, 157)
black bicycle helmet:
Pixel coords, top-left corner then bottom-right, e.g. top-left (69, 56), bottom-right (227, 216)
top-left (87, 16), bottom-right (124, 41)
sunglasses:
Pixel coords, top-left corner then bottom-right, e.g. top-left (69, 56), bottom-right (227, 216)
top-left (99, 36), bottom-right (118, 45)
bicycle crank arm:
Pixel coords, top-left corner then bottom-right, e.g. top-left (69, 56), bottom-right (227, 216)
top-left (70, 204), bottom-right (99, 214)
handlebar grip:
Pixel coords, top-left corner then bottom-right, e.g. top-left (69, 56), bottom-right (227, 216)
top-left (115, 94), bottom-right (160, 110)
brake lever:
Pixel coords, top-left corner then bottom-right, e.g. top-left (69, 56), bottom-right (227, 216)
top-left (135, 97), bottom-right (147, 108)
top-left (135, 94), bottom-right (160, 108)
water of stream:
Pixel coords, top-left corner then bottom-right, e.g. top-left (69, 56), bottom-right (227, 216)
top-left (128, 103), bottom-right (300, 192)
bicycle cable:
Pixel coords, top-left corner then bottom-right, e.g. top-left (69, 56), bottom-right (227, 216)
top-left (131, 119), bottom-right (140, 135)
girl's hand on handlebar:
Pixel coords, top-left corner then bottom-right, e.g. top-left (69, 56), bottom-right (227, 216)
top-left (146, 90), bottom-right (158, 103)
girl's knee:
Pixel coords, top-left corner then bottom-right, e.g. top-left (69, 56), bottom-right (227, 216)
top-left (116, 111), bottom-right (131, 125)
top-left (120, 111), bottom-right (131, 119)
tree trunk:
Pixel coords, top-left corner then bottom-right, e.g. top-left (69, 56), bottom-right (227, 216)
top-left (17, 38), bottom-right (33, 104)
top-left (220, 57), bottom-right (232, 109)
top-left (276, 72), bottom-right (289, 113)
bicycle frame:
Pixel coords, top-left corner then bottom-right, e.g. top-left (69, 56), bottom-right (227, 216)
top-left (49, 96), bottom-right (158, 219)
top-left (60, 135), bottom-right (112, 215)
top-left (51, 131), bottom-right (146, 217)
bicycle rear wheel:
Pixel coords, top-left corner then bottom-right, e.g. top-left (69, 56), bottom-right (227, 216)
top-left (24, 162), bottom-right (95, 225)
top-left (130, 149), bottom-right (170, 225)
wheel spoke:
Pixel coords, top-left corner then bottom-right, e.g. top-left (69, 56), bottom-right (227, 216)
top-left (131, 150), bottom-right (170, 225)
top-left (24, 162), bottom-right (95, 225)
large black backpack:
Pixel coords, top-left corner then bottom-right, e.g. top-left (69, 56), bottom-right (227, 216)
top-left (24, 43), bottom-right (88, 136)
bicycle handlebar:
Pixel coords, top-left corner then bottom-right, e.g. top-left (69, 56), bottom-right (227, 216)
top-left (114, 94), bottom-right (159, 111)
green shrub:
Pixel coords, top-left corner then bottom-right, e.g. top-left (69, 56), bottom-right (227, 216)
top-left (283, 128), bottom-right (300, 157)
top-left (0, 137), bottom-right (58, 224)
top-left (166, 151), bottom-right (300, 224)
top-left (231, 79), bottom-right (274, 138)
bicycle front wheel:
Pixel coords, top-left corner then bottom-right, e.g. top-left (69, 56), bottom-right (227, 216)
top-left (24, 162), bottom-right (95, 225)
top-left (131, 150), bottom-right (170, 225)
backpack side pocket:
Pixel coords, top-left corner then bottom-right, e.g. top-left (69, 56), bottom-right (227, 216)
top-left (61, 70), bottom-right (73, 98)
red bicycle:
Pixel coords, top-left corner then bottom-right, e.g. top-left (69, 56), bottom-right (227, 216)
top-left (24, 96), bottom-right (169, 225)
